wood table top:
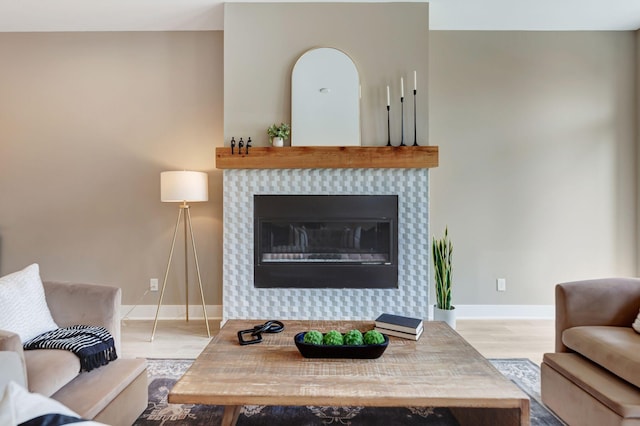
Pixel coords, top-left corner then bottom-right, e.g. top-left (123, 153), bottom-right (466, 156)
top-left (169, 319), bottom-right (529, 420)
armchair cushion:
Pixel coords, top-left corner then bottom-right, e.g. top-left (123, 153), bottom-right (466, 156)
top-left (555, 278), bottom-right (640, 352)
top-left (1, 381), bottom-right (107, 426)
top-left (0, 264), bottom-right (58, 342)
top-left (563, 326), bottom-right (640, 388)
top-left (24, 349), bottom-right (80, 397)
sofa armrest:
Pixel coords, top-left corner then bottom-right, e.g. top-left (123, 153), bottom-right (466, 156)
top-left (0, 330), bottom-right (28, 387)
top-left (555, 278), bottom-right (640, 352)
top-left (42, 281), bottom-right (121, 355)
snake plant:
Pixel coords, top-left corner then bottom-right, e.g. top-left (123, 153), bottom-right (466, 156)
top-left (432, 227), bottom-right (453, 310)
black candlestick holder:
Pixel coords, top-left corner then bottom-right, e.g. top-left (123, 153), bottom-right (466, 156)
top-left (413, 89), bottom-right (419, 146)
top-left (386, 105), bottom-right (391, 146)
top-left (400, 96), bottom-right (406, 146)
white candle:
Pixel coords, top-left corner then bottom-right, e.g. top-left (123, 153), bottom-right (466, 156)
top-left (414, 70), bottom-right (417, 91)
top-left (386, 86), bottom-right (390, 106)
top-left (400, 77), bottom-right (404, 98)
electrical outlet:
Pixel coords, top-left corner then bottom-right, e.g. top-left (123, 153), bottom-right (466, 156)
top-left (497, 278), bottom-right (506, 292)
top-left (150, 278), bottom-right (159, 292)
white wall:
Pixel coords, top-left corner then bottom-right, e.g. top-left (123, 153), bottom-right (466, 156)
top-left (429, 31), bottom-right (637, 306)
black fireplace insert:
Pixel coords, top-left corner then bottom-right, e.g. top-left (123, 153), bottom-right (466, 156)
top-left (254, 195), bottom-right (398, 289)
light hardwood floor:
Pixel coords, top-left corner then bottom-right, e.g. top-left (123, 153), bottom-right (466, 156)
top-left (121, 319), bottom-right (555, 365)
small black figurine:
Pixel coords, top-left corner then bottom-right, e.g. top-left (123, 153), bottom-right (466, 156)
top-left (230, 137), bottom-right (236, 155)
top-left (246, 137), bottom-right (252, 155)
top-left (238, 137), bottom-right (244, 155)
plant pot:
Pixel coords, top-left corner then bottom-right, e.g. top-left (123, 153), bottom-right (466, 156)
top-left (433, 306), bottom-right (456, 329)
top-left (271, 137), bottom-right (284, 147)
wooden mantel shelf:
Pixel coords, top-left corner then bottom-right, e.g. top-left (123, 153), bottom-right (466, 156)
top-left (215, 146), bottom-right (439, 169)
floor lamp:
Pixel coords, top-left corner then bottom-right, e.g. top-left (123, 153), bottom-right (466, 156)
top-left (151, 171), bottom-right (211, 341)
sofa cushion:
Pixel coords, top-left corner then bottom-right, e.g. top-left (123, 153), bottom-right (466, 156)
top-left (563, 325), bottom-right (640, 388)
top-left (24, 349), bottom-right (80, 397)
top-left (0, 264), bottom-right (58, 342)
top-left (633, 309), bottom-right (640, 333)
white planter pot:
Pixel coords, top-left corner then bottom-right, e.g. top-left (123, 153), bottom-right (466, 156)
top-left (433, 306), bottom-right (456, 329)
top-left (271, 137), bottom-right (284, 147)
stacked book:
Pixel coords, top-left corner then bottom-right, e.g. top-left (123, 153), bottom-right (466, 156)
top-left (374, 313), bottom-right (424, 340)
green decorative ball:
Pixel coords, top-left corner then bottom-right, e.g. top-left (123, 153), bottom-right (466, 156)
top-left (323, 330), bottom-right (344, 346)
top-left (343, 329), bottom-right (364, 345)
top-left (363, 330), bottom-right (385, 345)
top-left (303, 330), bottom-right (323, 345)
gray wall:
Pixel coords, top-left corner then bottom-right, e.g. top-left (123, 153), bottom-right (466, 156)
top-left (0, 32), bottom-right (224, 306)
top-left (0, 21), bottom-right (636, 312)
top-left (429, 31), bottom-right (637, 305)
top-left (637, 29), bottom-right (640, 277)
top-left (224, 3), bottom-right (429, 147)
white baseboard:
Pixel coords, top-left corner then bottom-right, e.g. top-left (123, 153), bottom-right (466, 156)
top-left (446, 305), bottom-right (555, 320)
top-left (122, 304), bottom-right (554, 321)
top-left (121, 304), bottom-right (223, 321)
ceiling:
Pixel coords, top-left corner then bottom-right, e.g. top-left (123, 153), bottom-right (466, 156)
top-left (0, 0), bottom-right (639, 32)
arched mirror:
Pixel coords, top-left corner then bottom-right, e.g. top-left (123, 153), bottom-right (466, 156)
top-left (291, 48), bottom-right (360, 146)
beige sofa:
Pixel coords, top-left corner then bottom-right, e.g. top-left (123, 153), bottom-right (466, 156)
top-left (541, 278), bottom-right (640, 425)
top-left (0, 281), bottom-right (148, 425)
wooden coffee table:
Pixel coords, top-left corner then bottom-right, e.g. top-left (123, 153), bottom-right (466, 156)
top-left (169, 320), bottom-right (530, 426)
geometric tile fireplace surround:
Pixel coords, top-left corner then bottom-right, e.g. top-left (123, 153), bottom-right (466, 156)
top-left (222, 167), bottom-right (431, 322)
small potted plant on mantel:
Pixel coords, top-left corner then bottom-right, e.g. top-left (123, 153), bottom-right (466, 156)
top-left (432, 227), bottom-right (455, 329)
top-left (267, 122), bottom-right (291, 147)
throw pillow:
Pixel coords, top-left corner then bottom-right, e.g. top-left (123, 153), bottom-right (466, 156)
top-left (633, 309), bottom-right (640, 334)
top-left (0, 263), bottom-right (58, 343)
top-left (1, 381), bottom-right (107, 426)
top-left (0, 382), bottom-right (15, 426)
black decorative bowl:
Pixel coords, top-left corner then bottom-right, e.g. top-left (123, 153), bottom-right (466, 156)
top-left (294, 332), bottom-right (389, 359)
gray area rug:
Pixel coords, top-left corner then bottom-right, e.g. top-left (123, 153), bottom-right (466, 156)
top-left (133, 358), bottom-right (564, 425)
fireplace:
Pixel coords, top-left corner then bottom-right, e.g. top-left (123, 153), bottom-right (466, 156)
top-left (254, 195), bottom-right (398, 289)
top-left (222, 168), bottom-right (429, 322)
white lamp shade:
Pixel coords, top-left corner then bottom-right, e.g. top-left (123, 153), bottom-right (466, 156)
top-left (161, 171), bottom-right (208, 202)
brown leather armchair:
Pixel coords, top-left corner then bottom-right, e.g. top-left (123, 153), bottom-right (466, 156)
top-left (541, 278), bottom-right (640, 425)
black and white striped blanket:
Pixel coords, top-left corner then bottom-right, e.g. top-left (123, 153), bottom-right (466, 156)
top-left (23, 325), bottom-right (117, 372)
